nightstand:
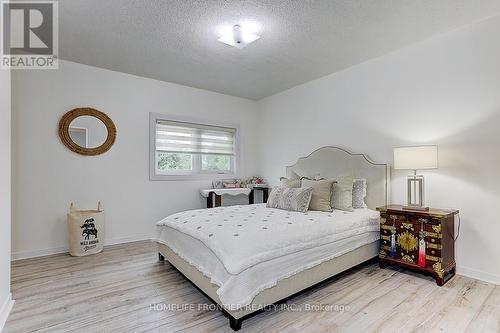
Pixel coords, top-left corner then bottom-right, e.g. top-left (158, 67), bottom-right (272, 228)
top-left (377, 205), bottom-right (459, 286)
top-left (249, 186), bottom-right (269, 204)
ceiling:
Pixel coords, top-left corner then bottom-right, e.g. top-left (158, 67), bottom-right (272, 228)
top-left (60, 0), bottom-right (500, 100)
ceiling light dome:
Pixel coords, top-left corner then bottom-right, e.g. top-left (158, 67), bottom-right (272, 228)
top-left (218, 24), bottom-right (260, 49)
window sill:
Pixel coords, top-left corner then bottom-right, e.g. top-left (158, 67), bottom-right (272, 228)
top-left (150, 172), bottom-right (237, 181)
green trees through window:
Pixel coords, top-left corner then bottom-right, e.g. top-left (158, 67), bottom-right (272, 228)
top-left (157, 153), bottom-right (232, 173)
top-left (157, 153), bottom-right (192, 171)
top-left (202, 155), bottom-right (231, 171)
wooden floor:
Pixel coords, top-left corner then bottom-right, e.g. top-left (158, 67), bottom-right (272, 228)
top-left (5, 241), bottom-right (500, 333)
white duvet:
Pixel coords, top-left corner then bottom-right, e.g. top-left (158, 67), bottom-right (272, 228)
top-left (155, 204), bottom-right (380, 308)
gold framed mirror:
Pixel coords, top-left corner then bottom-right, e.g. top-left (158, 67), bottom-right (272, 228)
top-left (59, 108), bottom-right (116, 156)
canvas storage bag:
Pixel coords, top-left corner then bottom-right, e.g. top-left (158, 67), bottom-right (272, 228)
top-left (67, 202), bottom-right (105, 256)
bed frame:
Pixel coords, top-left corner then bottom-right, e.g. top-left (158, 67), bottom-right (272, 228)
top-left (156, 146), bottom-right (390, 330)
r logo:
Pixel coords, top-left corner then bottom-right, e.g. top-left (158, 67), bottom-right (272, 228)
top-left (1, 1), bottom-right (57, 69)
top-left (2, 1), bottom-right (53, 54)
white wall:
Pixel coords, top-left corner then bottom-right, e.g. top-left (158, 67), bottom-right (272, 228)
top-left (258, 16), bottom-right (500, 284)
top-left (12, 60), bottom-right (259, 259)
top-left (0, 69), bottom-right (13, 329)
top-left (10, 16), bottom-right (500, 286)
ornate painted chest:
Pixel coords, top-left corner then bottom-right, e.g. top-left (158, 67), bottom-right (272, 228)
top-left (377, 205), bottom-right (459, 286)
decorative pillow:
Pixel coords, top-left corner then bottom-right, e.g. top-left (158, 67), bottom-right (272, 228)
top-left (352, 179), bottom-right (367, 209)
top-left (280, 170), bottom-right (301, 188)
top-left (331, 175), bottom-right (354, 212)
top-left (301, 178), bottom-right (336, 212)
top-left (266, 186), bottom-right (313, 213)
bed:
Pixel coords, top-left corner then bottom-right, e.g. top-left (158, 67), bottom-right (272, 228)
top-left (154, 146), bottom-right (390, 330)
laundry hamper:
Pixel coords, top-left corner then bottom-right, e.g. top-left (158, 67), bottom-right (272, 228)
top-left (67, 202), bottom-right (105, 256)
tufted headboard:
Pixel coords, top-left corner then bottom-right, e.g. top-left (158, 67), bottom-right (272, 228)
top-left (285, 146), bottom-right (390, 210)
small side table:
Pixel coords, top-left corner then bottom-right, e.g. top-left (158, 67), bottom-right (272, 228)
top-left (200, 187), bottom-right (270, 208)
top-left (249, 186), bottom-right (269, 204)
top-left (377, 205), bottom-right (459, 286)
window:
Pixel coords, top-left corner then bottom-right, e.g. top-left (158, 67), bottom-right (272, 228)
top-left (150, 114), bottom-right (238, 180)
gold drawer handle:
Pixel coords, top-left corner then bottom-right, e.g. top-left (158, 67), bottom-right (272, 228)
top-left (381, 245), bottom-right (391, 252)
top-left (418, 218), bottom-right (428, 223)
top-left (424, 231), bottom-right (442, 239)
top-left (427, 243), bottom-right (442, 250)
top-left (426, 255), bottom-right (442, 262)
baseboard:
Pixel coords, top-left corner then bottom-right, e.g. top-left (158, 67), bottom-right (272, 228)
top-left (105, 235), bottom-right (153, 247)
top-left (457, 265), bottom-right (500, 286)
top-left (11, 234), bottom-right (152, 261)
top-left (11, 246), bottom-right (68, 260)
top-left (0, 293), bottom-right (14, 333)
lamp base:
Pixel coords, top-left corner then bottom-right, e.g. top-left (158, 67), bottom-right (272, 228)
top-left (403, 205), bottom-right (430, 211)
top-left (407, 173), bottom-right (426, 208)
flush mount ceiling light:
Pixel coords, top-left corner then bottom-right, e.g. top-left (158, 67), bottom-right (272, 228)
top-left (218, 24), bottom-right (260, 49)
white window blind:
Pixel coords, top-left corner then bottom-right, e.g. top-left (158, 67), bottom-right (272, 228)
top-left (156, 120), bottom-right (236, 156)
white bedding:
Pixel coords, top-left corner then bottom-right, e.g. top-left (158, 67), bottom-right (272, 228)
top-left (155, 204), bottom-right (380, 309)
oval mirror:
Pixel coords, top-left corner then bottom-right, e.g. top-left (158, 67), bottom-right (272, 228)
top-left (59, 108), bottom-right (116, 156)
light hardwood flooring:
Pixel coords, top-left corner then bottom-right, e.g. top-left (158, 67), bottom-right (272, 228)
top-left (5, 241), bottom-right (500, 333)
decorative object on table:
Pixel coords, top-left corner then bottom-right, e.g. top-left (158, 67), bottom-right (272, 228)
top-left (393, 145), bottom-right (438, 211)
top-left (59, 107), bottom-right (117, 156)
top-left (246, 176), bottom-right (267, 188)
top-left (390, 215), bottom-right (397, 257)
top-left (418, 220), bottom-right (426, 268)
top-left (378, 205), bottom-right (459, 286)
top-left (212, 179), bottom-right (224, 189)
top-left (223, 179), bottom-right (242, 188)
top-left (67, 202), bottom-right (105, 256)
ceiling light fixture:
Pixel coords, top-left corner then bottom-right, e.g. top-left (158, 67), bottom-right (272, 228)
top-left (218, 24), bottom-right (260, 49)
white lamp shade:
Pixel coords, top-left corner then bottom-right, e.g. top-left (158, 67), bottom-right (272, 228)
top-left (393, 146), bottom-right (438, 170)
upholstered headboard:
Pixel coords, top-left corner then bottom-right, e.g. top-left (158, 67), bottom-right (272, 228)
top-left (285, 146), bottom-right (390, 209)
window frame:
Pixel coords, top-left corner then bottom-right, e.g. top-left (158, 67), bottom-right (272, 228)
top-left (149, 113), bottom-right (240, 181)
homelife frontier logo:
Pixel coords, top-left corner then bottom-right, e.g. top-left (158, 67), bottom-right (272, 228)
top-left (1, 0), bottom-right (58, 69)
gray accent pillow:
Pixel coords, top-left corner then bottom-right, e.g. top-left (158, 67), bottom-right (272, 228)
top-left (301, 178), bottom-right (336, 212)
top-left (352, 179), bottom-right (367, 209)
top-left (266, 186), bottom-right (313, 213)
top-left (331, 175), bottom-right (354, 212)
top-left (280, 170), bottom-right (301, 188)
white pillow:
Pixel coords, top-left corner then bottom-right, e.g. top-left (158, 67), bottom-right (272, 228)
top-left (352, 179), bottom-right (367, 209)
top-left (279, 170), bottom-right (301, 188)
top-left (331, 175), bottom-right (354, 212)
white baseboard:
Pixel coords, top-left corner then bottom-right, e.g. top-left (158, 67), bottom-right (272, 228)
top-left (105, 234), bottom-right (153, 247)
top-left (11, 234), bottom-right (152, 261)
top-left (0, 293), bottom-right (14, 333)
top-left (11, 246), bottom-right (68, 260)
top-left (457, 265), bottom-right (500, 286)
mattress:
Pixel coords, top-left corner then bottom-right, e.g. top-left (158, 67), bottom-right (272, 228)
top-left (155, 204), bottom-right (380, 309)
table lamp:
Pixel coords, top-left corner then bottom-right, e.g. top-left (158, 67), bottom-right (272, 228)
top-left (393, 146), bottom-right (438, 211)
